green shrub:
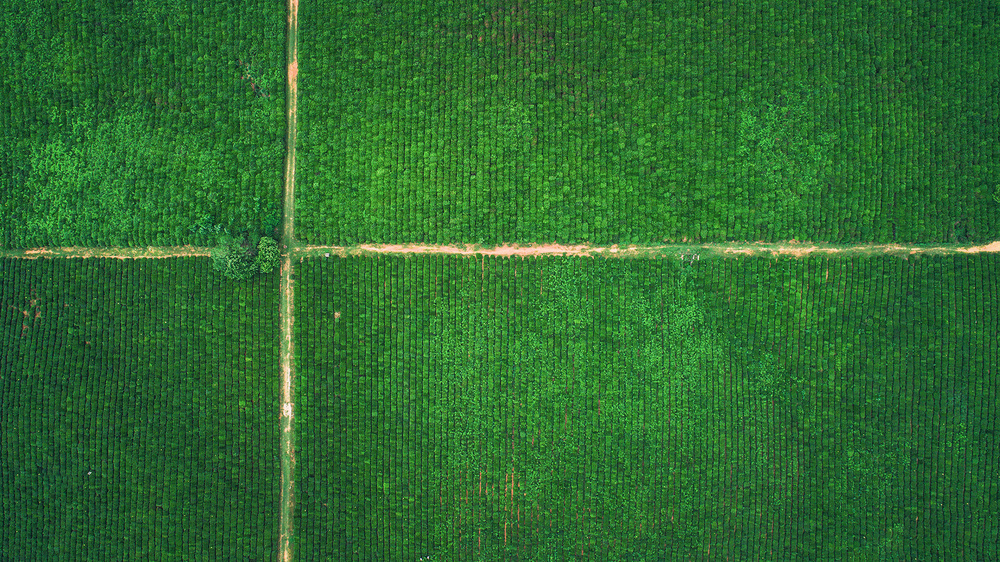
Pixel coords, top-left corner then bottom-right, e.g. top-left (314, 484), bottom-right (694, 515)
top-left (210, 234), bottom-right (280, 280)
top-left (253, 237), bottom-right (280, 274)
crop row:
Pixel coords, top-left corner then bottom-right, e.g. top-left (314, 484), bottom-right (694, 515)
top-left (0, 258), bottom-right (280, 559)
top-left (0, 0), bottom-right (285, 248)
top-left (295, 0), bottom-right (999, 245)
top-left (2, 0), bottom-right (995, 248)
top-left (292, 253), bottom-right (998, 559)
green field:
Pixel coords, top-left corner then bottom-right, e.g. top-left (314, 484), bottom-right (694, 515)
top-left (296, 0), bottom-right (999, 245)
top-left (0, 0), bottom-right (286, 248)
top-left (293, 254), bottom-right (999, 559)
top-left (0, 258), bottom-right (280, 559)
top-left (2, 0), bottom-right (1000, 559)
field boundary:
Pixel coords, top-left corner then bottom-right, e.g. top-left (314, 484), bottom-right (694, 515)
top-left (4, 241), bottom-right (1000, 261)
top-left (294, 241), bottom-right (1000, 258)
top-left (0, 246), bottom-right (211, 259)
top-left (278, 0), bottom-right (299, 558)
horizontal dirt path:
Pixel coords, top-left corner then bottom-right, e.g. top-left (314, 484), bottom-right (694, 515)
top-left (4, 242), bottom-right (1000, 261)
top-left (295, 241), bottom-right (1000, 259)
top-left (0, 246), bottom-right (210, 259)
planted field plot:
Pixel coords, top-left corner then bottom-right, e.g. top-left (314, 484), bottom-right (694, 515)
top-left (296, 0), bottom-right (999, 246)
top-left (294, 254), bottom-right (998, 560)
top-left (0, 0), bottom-right (285, 248)
top-left (0, 258), bottom-right (280, 559)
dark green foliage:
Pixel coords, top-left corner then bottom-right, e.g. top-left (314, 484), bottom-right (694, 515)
top-left (2, 0), bottom-right (999, 559)
top-left (694, 254), bottom-right (1000, 558)
top-left (0, 258), bottom-right (281, 559)
top-left (210, 234), bottom-right (280, 280)
top-left (293, 253), bottom-right (998, 560)
top-left (0, 0), bottom-right (285, 248)
top-left (296, 0), bottom-right (999, 245)
top-left (188, 214), bottom-right (227, 239)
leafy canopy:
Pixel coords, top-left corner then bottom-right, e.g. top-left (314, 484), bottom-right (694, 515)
top-left (210, 234), bottom-right (280, 280)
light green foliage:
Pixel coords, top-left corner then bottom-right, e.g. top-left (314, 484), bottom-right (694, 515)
top-left (188, 214), bottom-right (226, 239)
top-left (296, 2), bottom-right (999, 245)
top-left (735, 82), bottom-right (836, 239)
top-left (0, 0), bottom-right (285, 248)
top-left (24, 104), bottom-right (147, 244)
top-left (488, 99), bottom-right (533, 159)
top-left (254, 237), bottom-right (280, 274)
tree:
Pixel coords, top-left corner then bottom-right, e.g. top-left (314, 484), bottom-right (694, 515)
top-left (210, 233), bottom-right (280, 280)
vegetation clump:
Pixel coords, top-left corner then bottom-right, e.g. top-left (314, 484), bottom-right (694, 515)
top-left (210, 233), bottom-right (280, 280)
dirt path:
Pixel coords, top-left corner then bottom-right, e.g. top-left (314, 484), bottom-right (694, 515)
top-left (5, 241), bottom-right (999, 261)
top-left (278, 0), bottom-right (298, 559)
top-left (294, 241), bottom-right (1000, 259)
top-left (0, 246), bottom-right (211, 259)
top-left (278, 251), bottom-right (295, 562)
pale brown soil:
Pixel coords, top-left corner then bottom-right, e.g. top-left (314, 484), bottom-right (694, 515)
top-left (295, 241), bottom-right (1000, 259)
top-left (0, 246), bottom-right (210, 259)
top-left (5, 242), bottom-right (999, 261)
top-left (278, 255), bottom-right (295, 562)
top-left (5, 242), bottom-right (998, 261)
top-left (278, 0), bottom-right (299, 559)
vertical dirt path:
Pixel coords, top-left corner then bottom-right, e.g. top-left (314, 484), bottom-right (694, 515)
top-left (278, 0), bottom-right (298, 559)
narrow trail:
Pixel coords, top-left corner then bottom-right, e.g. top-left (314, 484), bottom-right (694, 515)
top-left (278, 0), bottom-right (298, 559)
top-left (293, 240), bottom-right (1000, 259)
top-left (0, 246), bottom-right (210, 259)
top-left (4, 241), bottom-right (1000, 261)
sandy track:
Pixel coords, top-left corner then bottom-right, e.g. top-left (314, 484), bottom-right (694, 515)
top-left (278, 254), bottom-right (295, 562)
top-left (278, 0), bottom-right (299, 559)
top-left (0, 246), bottom-right (211, 259)
top-left (6, 241), bottom-right (999, 261)
top-left (294, 241), bottom-right (1000, 259)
